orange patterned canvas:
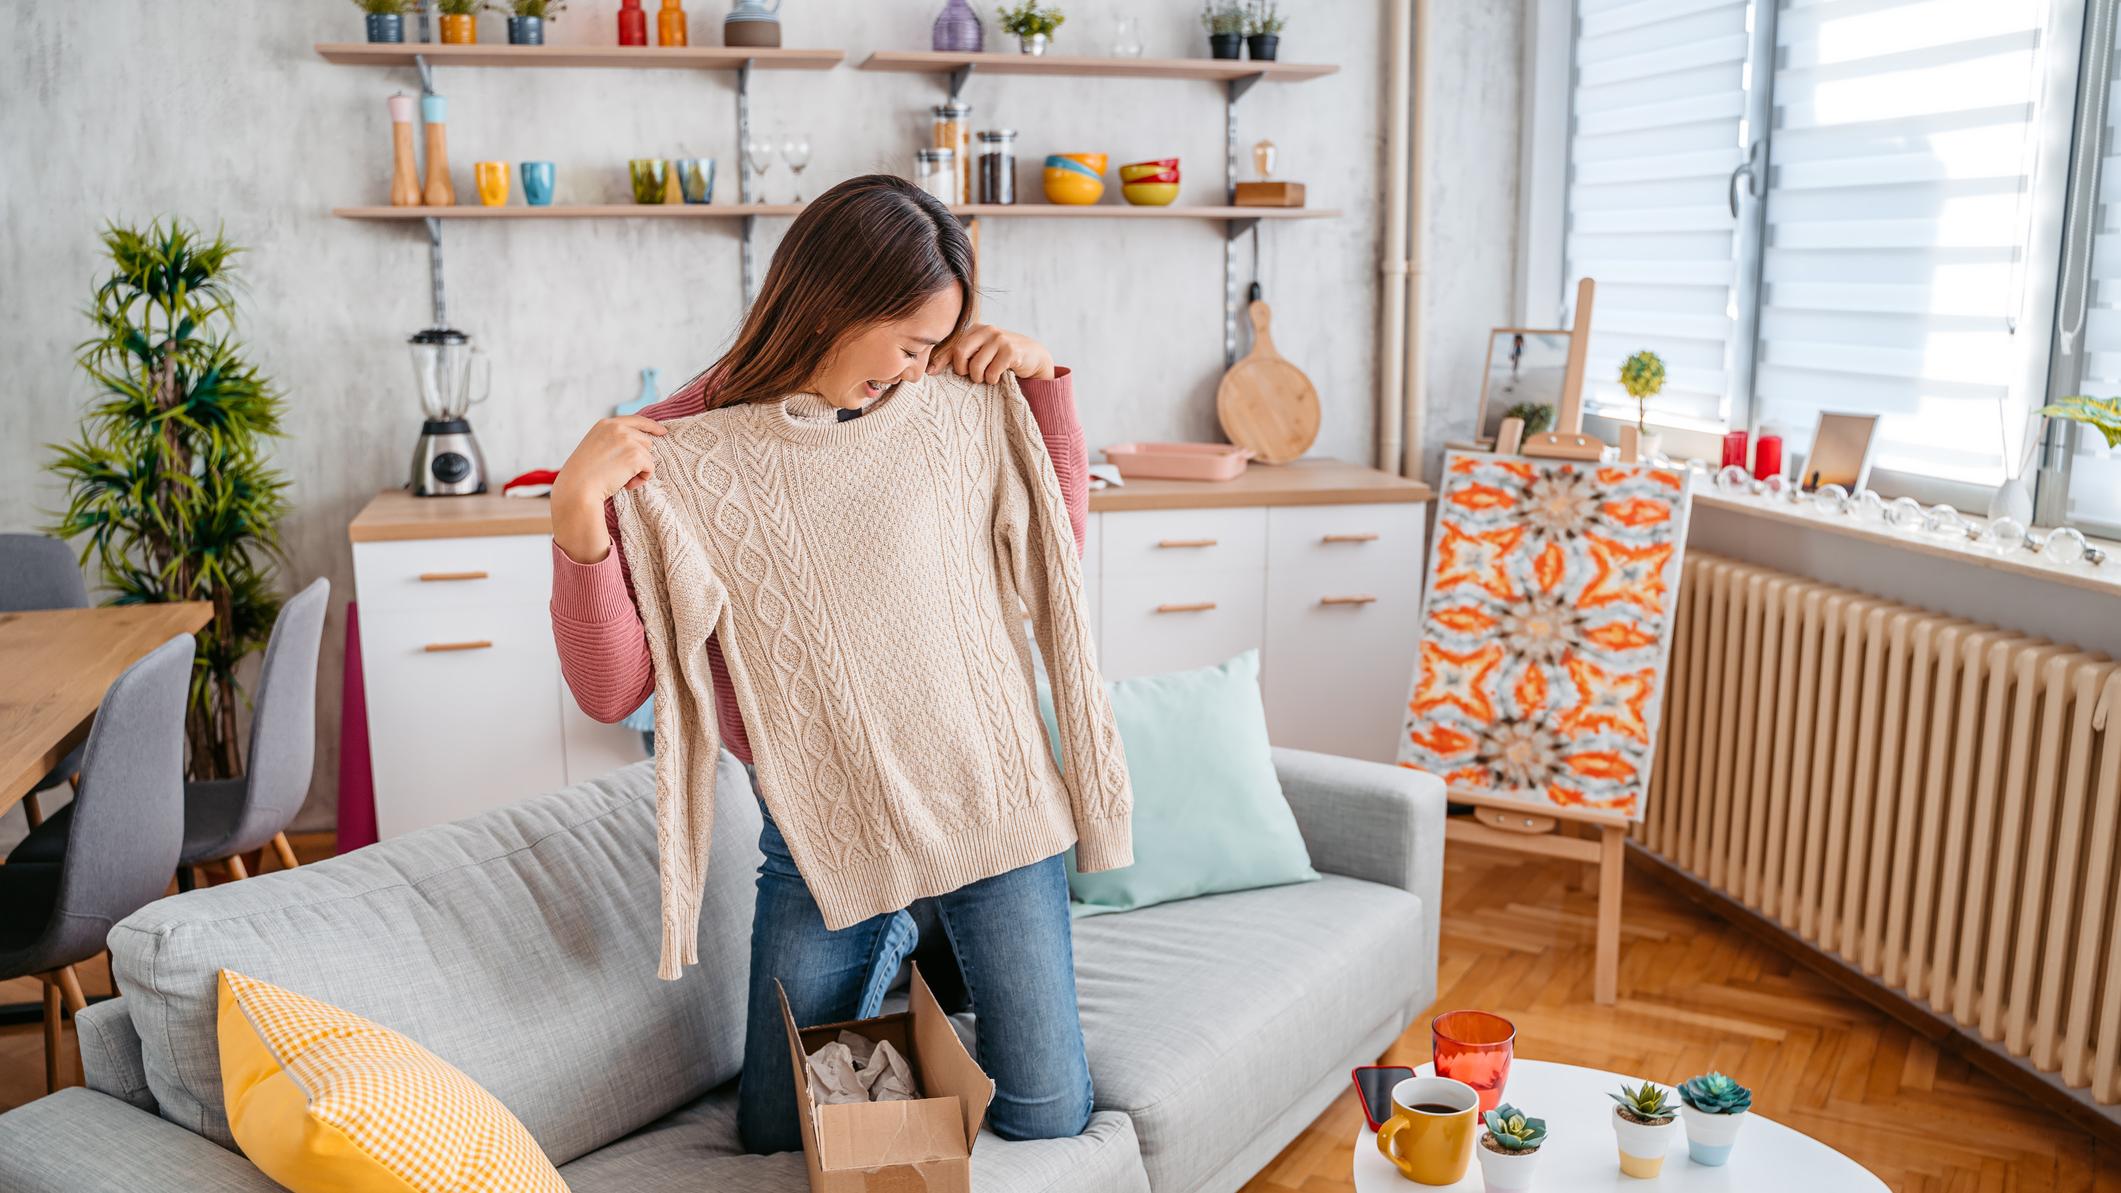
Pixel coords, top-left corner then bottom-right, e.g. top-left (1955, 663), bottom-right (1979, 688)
top-left (1397, 453), bottom-right (1691, 819)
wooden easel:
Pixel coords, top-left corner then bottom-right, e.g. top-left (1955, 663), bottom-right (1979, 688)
top-left (1447, 278), bottom-right (1636, 1005)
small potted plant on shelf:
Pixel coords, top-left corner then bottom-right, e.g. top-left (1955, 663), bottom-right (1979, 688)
top-left (352, 0), bottom-right (411, 43)
top-left (1476, 1102), bottom-right (1547, 1190)
top-left (485, 0), bottom-right (565, 44)
top-left (1202, 0), bottom-right (1245, 58)
top-left (437, 0), bottom-right (480, 44)
top-left (1676, 1072), bottom-right (1752, 1167)
top-left (1619, 348), bottom-right (1667, 459)
top-left (1608, 1080), bottom-right (1678, 1178)
top-left (1245, 0), bottom-right (1284, 61)
top-left (997, 2), bottom-right (1063, 55)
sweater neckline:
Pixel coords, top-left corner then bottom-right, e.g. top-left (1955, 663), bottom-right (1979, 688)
top-left (768, 377), bottom-right (922, 444)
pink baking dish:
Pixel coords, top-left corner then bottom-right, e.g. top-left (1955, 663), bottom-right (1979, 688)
top-left (1102, 441), bottom-right (1256, 481)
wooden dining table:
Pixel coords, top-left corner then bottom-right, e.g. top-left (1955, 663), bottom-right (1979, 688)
top-left (0, 602), bottom-right (213, 813)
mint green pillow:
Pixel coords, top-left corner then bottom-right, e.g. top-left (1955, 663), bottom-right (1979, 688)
top-left (1036, 648), bottom-right (1318, 916)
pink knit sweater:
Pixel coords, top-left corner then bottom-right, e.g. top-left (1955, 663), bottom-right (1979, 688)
top-left (551, 367), bottom-right (1090, 760)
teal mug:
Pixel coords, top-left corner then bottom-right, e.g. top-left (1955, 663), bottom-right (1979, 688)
top-left (520, 161), bottom-right (555, 206)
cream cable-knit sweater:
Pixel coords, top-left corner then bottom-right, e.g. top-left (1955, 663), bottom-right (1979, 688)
top-left (615, 370), bottom-right (1134, 979)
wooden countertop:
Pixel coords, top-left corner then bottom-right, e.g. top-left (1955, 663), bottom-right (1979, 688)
top-left (348, 459), bottom-right (1433, 543)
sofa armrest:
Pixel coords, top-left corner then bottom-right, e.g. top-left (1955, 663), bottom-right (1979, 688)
top-left (0, 1087), bottom-right (281, 1193)
top-left (74, 996), bottom-right (155, 1112)
top-left (1272, 747), bottom-right (1446, 996)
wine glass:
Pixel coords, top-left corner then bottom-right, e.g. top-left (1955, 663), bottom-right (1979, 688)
top-left (780, 131), bottom-right (812, 204)
top-left (744, 132), bottom-right (775, 205)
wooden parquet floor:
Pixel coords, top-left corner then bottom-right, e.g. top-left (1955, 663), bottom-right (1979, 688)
top-left (4, 836), bottom-right (2113, 1190)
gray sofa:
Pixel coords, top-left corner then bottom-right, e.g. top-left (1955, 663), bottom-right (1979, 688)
top-left (0, 747), bottom-right (1443, 1193)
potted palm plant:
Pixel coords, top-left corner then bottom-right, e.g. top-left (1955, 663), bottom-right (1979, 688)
top-left (997, 2), bottom-right (1063, 55)
top-left (1607, 1080), bottom-right (1678, 1179)
top-left (1676, 1072), bottom-right (1752, 1166)
top-left (1202, 0), bottom-right (1245, 58)
top-left (437, 0), bottom-right (480, 43)
top-left (50, 219), bottom-right (290, 781)
top-left (352, 0), bottom-right (411, 43)
top-left (1246, 0), bottom-right (1284, 60)
top-left (1619, 348), bottom-right (1667, 459)
top-left (1476, 1102), bottom-right (1547, 1190)
top-left (486, 0), bottom-right (565, 44)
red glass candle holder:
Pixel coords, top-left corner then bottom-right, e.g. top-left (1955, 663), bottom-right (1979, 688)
top-left (1431, 1010), bottom-right (1514, 1115)
top-left (1721, 430), bottom-right (1749, 471)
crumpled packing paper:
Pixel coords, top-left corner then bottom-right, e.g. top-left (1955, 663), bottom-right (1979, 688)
top-left (806, 1029), bottom-right (919, 1105)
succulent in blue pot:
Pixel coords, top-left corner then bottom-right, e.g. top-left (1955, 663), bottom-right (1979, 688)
top-left (1676, 1072), bottom-right (1752, 1167)
top-left (1476, 1103), bottom-right (1547, 1190)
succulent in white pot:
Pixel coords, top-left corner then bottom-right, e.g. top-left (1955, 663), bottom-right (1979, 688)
top-left (1677, 1072), bottom-right (1752, 1166)
top-left (1476, 1102), bottom-right (1547, 1190)
top-left (1608, 1080), bottom-right (1679, 1179)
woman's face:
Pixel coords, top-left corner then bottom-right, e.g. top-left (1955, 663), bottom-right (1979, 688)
top-left (808, 286), bottom-right (963, 409)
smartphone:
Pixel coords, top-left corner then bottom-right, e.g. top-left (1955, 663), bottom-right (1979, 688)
top-left (1352, 1065), bottom-right (1415, 1132)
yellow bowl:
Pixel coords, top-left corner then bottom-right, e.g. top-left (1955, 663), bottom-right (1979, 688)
top-left (1120, 158), bottom-right (1180, 182)
top-left (1043, 167), bottom-right (1106, 205)
top-left (1121, 181), bottom-right (1180, 206)
top-left (1059, 152), bottom-right (1107, 176)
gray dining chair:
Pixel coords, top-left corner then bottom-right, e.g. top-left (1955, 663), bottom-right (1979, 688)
top-left (0, 534), bottom-right (92, 829)
top-left (0, 633), bottom-right (192, 1092)
top-left (12, 578), bottom-right (330, 889)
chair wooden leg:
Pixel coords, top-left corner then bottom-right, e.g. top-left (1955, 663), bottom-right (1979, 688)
top-left (56, 965), bottom-right (88, 1016)
top-left (223, 854), bottom-right (249, 881)
top-left (271, 832), bottom-right (301, 871)
top-left (22, 791), bottom-right (43, 829)
top-left (42, 977), bottom-right (61, 1094)
top-left (1595, 825), bottom-right (1625, 1006)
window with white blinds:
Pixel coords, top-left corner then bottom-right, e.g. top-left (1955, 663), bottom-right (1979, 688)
top-left (1750, 0), bottom-right (2054, 486)
top-left (1563, 0), bottom-right (1755, 428)
top-left (2067, 40), bottom-right (2121, 530)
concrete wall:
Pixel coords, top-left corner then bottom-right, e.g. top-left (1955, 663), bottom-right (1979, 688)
top-left (0, 0), bottom-right (1527, 834)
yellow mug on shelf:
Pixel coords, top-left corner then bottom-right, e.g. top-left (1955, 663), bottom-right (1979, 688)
top-left (1375, 1075), bottom-right (1480, 1185)
top-left (474, 161), bottom-right (510, 207)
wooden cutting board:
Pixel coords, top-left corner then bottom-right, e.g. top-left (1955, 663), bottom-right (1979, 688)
top-left (1216, 293), bottom-right (1320, 465)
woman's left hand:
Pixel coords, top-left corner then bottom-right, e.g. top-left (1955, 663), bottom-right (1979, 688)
top-left (933, 323), bottom-right (1056, 384)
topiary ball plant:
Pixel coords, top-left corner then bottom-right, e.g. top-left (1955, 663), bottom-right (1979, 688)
top-left (1482, 1103), bottom-right (1547, 1152)
top-left (1677, 1072), bottom-right (1752, 1115)
top-left (1618, 349), bottom-right (1666, 434)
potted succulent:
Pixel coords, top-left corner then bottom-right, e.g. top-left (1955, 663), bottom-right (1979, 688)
top-left (437, 0), bottom-right (480, 44)
top-left (1202, 0), bottom-right (1245, 58)
top-left (997, 2), bottom-right (1063, 55)
top-left (1476, 1102), bottom-right (1547, 1190)
top-left (1676, 1072), bottom-right (1752, 1167)
top-left (352, 0), bottom-right (411, 43)
top-left (1246, 0), bottom-right (1284, 61)
top-left (485, 0), bottom-right (565, 44)
top-left (1608, 1080), bottom-right (1678, 1179)
top-left (1618, 348), bottom-right (1667, 460)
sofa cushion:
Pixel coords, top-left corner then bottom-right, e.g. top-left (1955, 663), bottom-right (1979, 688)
top-left (556, 1079), bottom-right (1149, 1193)
top-left (1071, 874), bottom-right (1428, 1193)
top-left (107, 756), bottom-right (762, 1167)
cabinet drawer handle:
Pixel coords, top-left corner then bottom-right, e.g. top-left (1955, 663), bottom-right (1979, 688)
top-left (1320, 532), bottom-right (1379, 544)
top-left (1320, 594), bottom-right (1379, 606)
top-left (423, 640), bottom-right (493, 653)
top-left (418, 570), bottom-right (491, 583)
top-left (1154, 601), bottom-right (1218, 614)
top-left (1155, 538), bottom-right (1219, 549)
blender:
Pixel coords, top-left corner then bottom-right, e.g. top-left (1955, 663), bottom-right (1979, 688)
top-left (407, 326), bottom-right (491, 497)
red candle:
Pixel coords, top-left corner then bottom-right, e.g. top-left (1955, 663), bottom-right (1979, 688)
top-left (618, 0), bottom-right (647, 45)
top-left (1753, 432), bottom-right (1783, 480)
top-left (1721, 430), bottom-right (1749, 471)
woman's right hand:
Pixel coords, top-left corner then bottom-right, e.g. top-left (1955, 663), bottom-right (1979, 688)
top-left (551, 414), bottom-right (666, 565)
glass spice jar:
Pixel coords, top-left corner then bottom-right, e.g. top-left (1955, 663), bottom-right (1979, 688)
top-left (916, 147), bottom-right (959, 204)
top-left (931, 98), bottom-right (972, 210)
top-left (976, 129), bottom-right (1017, 205)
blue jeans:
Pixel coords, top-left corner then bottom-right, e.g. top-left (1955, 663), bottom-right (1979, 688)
top-left (736, 763), bottom-right (1096, 1154)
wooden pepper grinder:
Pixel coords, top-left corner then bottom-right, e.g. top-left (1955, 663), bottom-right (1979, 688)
top-left (657, 0), bottom-right (688, 46)
top-left (388, 93), bottom-right (421, 207)
top-left (420, 92), bottom-right (455, 207)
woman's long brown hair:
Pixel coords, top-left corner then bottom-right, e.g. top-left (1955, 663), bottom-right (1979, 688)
top-left (694, 174), bottom-right (976, 410)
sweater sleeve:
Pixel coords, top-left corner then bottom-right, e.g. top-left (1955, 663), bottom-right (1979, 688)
top-left (996, 374), bottom-right (1135, 872)
top-left (612, 471), bottom-right (729, 981)
top-left (1017, 367), bottom-right (1089, 560)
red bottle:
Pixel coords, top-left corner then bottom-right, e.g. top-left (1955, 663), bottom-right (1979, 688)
top-left (618, 0), bottom-right (647, 45)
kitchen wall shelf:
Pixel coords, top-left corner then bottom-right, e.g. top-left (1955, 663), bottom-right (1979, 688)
top-left (332, 204), bottom-right (1336, 223)
top-left (314, 43), bottom-right (844, 70)
top-left (859, 50), bottom-right (1335, 97)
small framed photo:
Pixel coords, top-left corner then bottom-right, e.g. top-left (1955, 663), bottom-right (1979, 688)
top-left (1797, 412), bottom-right (1880, 492)
top-left (1475, 328), bottom-right (1573, 443)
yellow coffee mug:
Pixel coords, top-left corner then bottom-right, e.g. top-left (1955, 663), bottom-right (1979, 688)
top-left (1375, 1075), bottom-right (1479, 1184)
top-left (474, 161), bottom-right (510, 207)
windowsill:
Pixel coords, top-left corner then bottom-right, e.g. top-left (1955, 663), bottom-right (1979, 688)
top-left (1692, 490), bottom-right (2121, 598)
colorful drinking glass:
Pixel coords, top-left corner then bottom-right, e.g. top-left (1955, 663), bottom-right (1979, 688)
top-left (629, 158), bottom-right (669, 205)
top-left (1431, 1010), bottom-right (1514, 1114)
top-left (520, 161), bottom-right (555, 206)
top-left (473, 161), bottom-right (510, 207)
top-left (676, 157), bottom-right (716, 204)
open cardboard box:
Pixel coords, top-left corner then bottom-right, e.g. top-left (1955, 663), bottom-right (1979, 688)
top-left (778, 963), bottom-right (996, 1193)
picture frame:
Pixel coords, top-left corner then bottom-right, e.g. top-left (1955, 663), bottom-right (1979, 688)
top-left (1796, 412), bottom-right (1879, 492)
top-left (1473, 327), bottom-right (1573, 444)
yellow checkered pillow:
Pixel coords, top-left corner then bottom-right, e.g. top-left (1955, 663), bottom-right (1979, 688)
top-left (217, 969), bottom-right (570, 1193)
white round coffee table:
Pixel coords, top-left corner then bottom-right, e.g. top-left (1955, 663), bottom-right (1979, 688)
top-left (1353, 1060), bottom-right (1886, 1191)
